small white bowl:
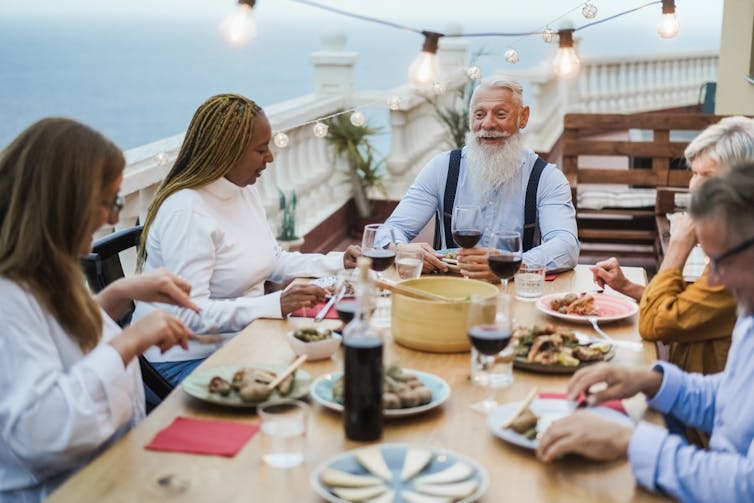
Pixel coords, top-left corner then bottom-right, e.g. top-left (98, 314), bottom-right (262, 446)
top-left (286, 329), bottom-right (342, 361)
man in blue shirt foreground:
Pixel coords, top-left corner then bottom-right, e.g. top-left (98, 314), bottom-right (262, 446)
top-left (537, 161), bottom-right (754, 502)
top-left (380, 77), bottom-right (579, 278)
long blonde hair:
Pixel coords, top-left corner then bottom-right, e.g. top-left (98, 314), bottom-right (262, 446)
top-left (138, 93), bottom-right (263, 268)
top-left (0, 118), bottom-right (125, 351)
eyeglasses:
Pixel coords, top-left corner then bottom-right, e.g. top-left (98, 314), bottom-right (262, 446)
top-left (709, 235), bottom-right (754, 274)
top-left (102, 193), bottom-right (125, 216)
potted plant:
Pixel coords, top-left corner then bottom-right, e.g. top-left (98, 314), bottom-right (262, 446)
top-left (277, 188), bottom-right (304, 251)
top-left (324, 113), bottom-right (387, 219)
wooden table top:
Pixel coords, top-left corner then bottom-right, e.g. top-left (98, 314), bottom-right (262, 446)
top-left (49, 265), bottom-right (669, 503)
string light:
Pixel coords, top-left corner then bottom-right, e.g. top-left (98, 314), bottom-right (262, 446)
top-left (155, 152), bottom-right (169, 166)
top-left (553, 28), bottom-right (580, 78)
top-left (657, 0), bottom-right (680, 39)
top-left (408, 32), bottom-right (442, 87)
top-left (312, 121), bottom-right (329, 138)
top-left (274, 132), bottom-right (290, 148)
top-left (582, 2), bottom-right (598, 19)
top-left (466, 66), bottom-right (482, 81)
top-left (542, 27), bottom-right (557, 43)
top-left (504, 48), bottom-right (520, 64)
top-left (350, 111), bottom-right (366, 126)
top-left (387, 95), bottom-right (402, 110)
top-left (219, 0), bottom-right (257, 48)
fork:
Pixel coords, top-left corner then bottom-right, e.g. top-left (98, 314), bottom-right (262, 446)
top-left (314, 286), bottom-right (346, 322)
top-left (585, 316), bottom-right (643, 352)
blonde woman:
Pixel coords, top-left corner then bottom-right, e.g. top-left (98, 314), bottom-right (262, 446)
top-left (133, 93), bottom-right (360, 385)
top-left (0, 118), bottom-right (195, 501)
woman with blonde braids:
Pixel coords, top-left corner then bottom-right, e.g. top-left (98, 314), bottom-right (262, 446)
top-left (133, 93), bottom-right (360, 385)
top-left (0, 118), bottom-right (195, 501)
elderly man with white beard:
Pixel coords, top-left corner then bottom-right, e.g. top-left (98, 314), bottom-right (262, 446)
top-left (380, 77), bottom-right (579, 279)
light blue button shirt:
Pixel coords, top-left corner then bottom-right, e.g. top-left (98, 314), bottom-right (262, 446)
top-left (380, 147), bottom-right (579, 272)
top-left (628, 315), bottom-right (754, 502)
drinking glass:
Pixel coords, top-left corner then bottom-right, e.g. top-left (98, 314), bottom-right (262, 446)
top-left (361, 224), bottom-right (396, 327)
top-left (466, 294), bottom-right (514, 413)
top-left (487, 231), bottom-right (523, 294)
top-left (334, 269), bottom-right (358, 328)
top-left (514, 262), bottom-right (546, 300)
top-left (258, 399), bottom-right (309, 468)
top-left (451, 205), bottom-right (482, 249)
top-left (395, 244), bottom-right (424, 280)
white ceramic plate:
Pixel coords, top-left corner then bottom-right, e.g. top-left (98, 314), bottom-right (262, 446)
top-left (311, 443), bottom-right (488, 503)
top-left (311, 369), bottom-right (450, 418)
top-left (487, 398), bottom-right (635, 450)
top-left (536, 292), bottom-right (639, 324)
top-left (182, 364), bottom-right (311, 408)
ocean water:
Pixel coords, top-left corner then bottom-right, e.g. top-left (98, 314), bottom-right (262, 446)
top-left (0, 5), bottom-right (722, 152)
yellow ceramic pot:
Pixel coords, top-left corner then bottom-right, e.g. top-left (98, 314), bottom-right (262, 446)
top-left (391, 277), bottom-right (499, 353)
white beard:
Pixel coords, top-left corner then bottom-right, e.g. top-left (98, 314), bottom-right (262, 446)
top-left (465, 131), bottom-right (524, 199)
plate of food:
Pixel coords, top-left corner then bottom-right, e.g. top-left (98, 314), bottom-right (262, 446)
top-left (513, 324), bottom-right (614, 374)
top-left (310, 274), bottom-right (357, 297)
top-left (182, 364), bottom-right (311, 408)
top-left (311, 443), bottom-right (488, 503)
top-left (536, 292), bottom-right (638, 323)
top-left (487, 397), bottom-right (634, 450)
top-left (311, 365), bottom-right (450, 418)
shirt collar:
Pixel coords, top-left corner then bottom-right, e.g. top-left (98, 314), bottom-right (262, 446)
top-left (203, 176), bottom-right (245, 201)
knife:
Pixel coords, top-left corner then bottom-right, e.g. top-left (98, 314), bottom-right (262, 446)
top-left (314, 286), bottom-right (345, 322)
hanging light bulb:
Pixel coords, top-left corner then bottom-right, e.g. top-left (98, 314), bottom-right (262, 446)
top-left (542, 27), bottom-right (557, 44)
top-left (553, 29), bottom-right (580, 78)
top-left (582, 2), bottom-right (598, 19)
top-left (273, 132), bottom-right (289, 148)
top-left (466, 65), bottom-right (482, 81)
top-left (387, 95), bottom-right (401, 111)
top-left (657, 0), bottom-right (680, 39)
top-left (312, 122), bottom-right (328, 138)
top-left (504, 48), bottom-right (520, 64)
top-left (219, 0), bottom-right (257, 48)
top-left (408, 31), bottom-right (442, 87)
top-left (350, 111), bottom-right (365, 127)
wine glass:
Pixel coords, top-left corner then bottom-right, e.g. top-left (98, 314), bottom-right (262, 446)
top-left (467, 294), bottom-right (514, 413)
top-left (487, 231), bottom-right (522, 294)
top-left (451, 205), bottom-right (482, 249)
top-left (361, 224), bottom-right (396, 278)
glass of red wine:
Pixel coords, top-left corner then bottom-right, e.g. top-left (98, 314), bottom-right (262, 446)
top-left (467, 294), bottom-right (514, 413)
top-left (451, 205), bottom-right (482, 249)
top-left (361, 224), bottom-right (396, 327)
top-left (487, 231), bottom-right (522, 294)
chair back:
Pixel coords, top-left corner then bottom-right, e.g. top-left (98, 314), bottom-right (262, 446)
top-left (81, 225), bottom-right (174, 405)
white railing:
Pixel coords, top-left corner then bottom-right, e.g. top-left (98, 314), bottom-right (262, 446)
top-left (506, 50), bottom-right (718, 152)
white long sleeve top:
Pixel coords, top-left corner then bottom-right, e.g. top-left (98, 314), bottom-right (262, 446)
top-left (133, 177), bottom-right (343, 362)
top-left (0, 279), bottom-right (144, 502)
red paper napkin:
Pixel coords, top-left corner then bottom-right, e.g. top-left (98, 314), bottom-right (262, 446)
top-left (537, 392), bottom-right (627, 415)
top-left (146, 417), bottom-right (259, 457)
top-left (290, 302), bottom-right (339, 320)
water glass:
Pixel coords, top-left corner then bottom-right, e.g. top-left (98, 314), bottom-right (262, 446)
top-left (258, 400), bottom-right (308, 468)
top-left (514, 262), bottom-right (546, 300)
top-left (395, 245), bottom-right (424, 280)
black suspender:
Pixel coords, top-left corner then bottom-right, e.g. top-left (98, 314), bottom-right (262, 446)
top-left (434, 151), bottom-right (547, 251)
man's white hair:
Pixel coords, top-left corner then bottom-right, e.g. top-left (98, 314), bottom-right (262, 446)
top-left (469, 76), bottom-right (525, 111)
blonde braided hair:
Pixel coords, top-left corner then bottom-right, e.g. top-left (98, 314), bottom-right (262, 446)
top-left (138, 93), bottom-right (263, 269)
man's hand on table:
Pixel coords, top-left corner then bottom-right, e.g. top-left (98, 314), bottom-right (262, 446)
top-left (343, 245), bottom-right (361, 269)
top-left (413, 242), bottom-right (449, 274)
top-left (567, 363), bottom-right (663, 406)
top-left (458, 247), bottom-right (499, 282)
top-left (536, 411), bottom-right (633, 462)
top-left (280, 284), bottom-right (327, 316)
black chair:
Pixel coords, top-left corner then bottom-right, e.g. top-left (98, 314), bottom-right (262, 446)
top-left (81, 225), bottom-right (174, 412)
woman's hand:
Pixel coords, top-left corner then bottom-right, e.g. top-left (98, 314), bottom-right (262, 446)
top-left (109, 310), bottom-right (193, 365)
top-left (280, 284), bottom-right (327, 316)
top-left (536, 411), bottom-right (633, 462)
top-left (343, 245), bottom-right (362, 269)
top-left (118, 268), bottom-right (200, 312)
top-left (566, 363), bottom-right (664, 405)
top-left (458, 248), bottom-right (498, 282)
top-left (589, 257), bottom-right (644, 300)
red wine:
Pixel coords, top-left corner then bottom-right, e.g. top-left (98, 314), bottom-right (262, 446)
top-left (453, 230), bottom-right (481, 248)
top-left (488, 254), bottom-right (522, 280)
top-left (335, 299), bottom-right (358, 324)
top-left (344, 337), bottom-right (383, 441)
top-left (468, 325), bottom-right (512, 356)
top-left (362, 249), bottom-right (396, 272)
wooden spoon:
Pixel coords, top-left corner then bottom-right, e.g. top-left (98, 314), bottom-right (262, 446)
top-left (375, 278), bottom-right (456, 302)
top-left (267, 354), bottom-right (308, 390)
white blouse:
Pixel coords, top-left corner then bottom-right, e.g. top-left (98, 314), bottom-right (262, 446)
top-left (134, 177), bottom-right (343, 362)
top-left (0, 279), bottom-right (144, 502)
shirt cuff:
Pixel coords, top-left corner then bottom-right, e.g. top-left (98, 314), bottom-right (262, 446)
top-left (647, 361), bottom-right (682, 414)
top-left (81, 343), bottom-right (134, 426)
top-left (628, 421), bottom-right (668, 491)
top-left (238, 290), bottom-right (284, 319)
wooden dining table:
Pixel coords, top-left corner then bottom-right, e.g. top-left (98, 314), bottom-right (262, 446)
top-left (49, 265), bottom-right (670, 502)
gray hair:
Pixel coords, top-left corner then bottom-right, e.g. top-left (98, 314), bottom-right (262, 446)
top-left (469, 76), bottom-right (525, 108)
top-left (689, 161), bottom-right (754, 242)
top-left (684, 116), bottom-right (754, 170)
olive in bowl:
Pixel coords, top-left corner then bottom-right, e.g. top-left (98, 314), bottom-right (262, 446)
top-left (286, 327), bottom-right (342, 361)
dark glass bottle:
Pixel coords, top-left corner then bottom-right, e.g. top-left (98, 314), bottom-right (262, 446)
top-left (343, 257), bottom-right (383, 441)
